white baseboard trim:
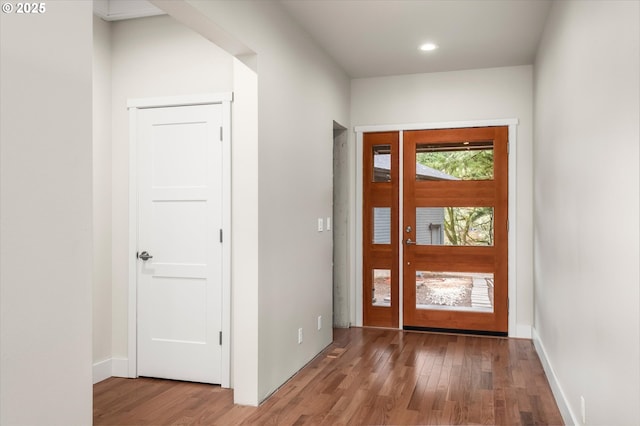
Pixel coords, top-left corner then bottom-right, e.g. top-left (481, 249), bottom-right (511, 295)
top-left (111, 357), bottom-right (130, 378)
top-left (532, 327), bottom-right (579, 425)
top-left (93, 359), bottom-right (112, 384)
top-left (93, 357), bottom-right (131, 384)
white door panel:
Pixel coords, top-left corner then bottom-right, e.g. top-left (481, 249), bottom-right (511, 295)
top-left (152, 201), bottom-right (208, 264)
top-left (137, 104), bottom-right (222, 384)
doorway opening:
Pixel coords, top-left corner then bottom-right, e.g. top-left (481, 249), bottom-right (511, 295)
top-left (333, 121), bottom-right (349, 328)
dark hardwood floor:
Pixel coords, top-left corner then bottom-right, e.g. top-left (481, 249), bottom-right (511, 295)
top-left (94, 327), bottom-right (563, 425)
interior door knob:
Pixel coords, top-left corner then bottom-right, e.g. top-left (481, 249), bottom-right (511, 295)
top-left (138, 251), bottom-right (153, 261)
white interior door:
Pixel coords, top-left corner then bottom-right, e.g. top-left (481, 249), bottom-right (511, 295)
top-left (137, 103), bottom-right (223, 384)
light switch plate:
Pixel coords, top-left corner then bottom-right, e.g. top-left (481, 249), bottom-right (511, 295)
top-left (326, 217), bottom-right (331, 231)
top-left (317, 218), bottom-right (323, 232)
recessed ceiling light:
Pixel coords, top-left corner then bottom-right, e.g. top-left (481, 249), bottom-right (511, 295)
top-left (419, 43), bottom-right (439, 52)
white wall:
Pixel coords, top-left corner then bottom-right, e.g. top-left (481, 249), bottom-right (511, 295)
top-left (93, 15), bottom-right (113, 369)
top-left (0, 2), bottom-right (93, 424)
top-left (351, 65), bottom-right (534, 334)
top-left (182, 0), bottom-right (351, 404)
top-left (230, 56), bottom-right (259, 404)
top-left (109, 15), bottom-right (234, 361)
top-left (533, 1), bottom-right (640, 425)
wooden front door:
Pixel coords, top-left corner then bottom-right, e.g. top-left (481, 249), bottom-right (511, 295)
top-left (362, 126), bottom-right (509, 333)
top-left (402, 127), bottom-right (509, 333)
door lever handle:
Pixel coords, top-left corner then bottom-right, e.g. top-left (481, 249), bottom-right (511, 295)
top-left (405, 238), bottom-right (416, 245)
top-left (138, 251), bottom-right (153, 261)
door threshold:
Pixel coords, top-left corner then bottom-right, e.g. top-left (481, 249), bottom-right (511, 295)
top-left (403, 325), bottom-right (507, 337)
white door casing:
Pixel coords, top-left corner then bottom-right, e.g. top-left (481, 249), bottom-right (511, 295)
top-left (128, 93), bottom-right (232, 386)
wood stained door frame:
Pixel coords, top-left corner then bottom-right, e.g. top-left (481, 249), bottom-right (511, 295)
top-left (362, 132), bottom-right (400, 328)
top-left (354, 119), bottom-right (521, 337)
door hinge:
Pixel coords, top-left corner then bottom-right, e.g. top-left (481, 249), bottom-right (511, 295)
top-left (219, 229), bottom-right (223, 243)
top-left (219, 331), bottom-right (222, 345)
top-left (219, 126), bottom-right (223, 141)
top-left (507, 142), bottom-right (510, 154)
top-left (507, 298), bottom-right (510, 314)
top-left (506, 219), bottom-right (509, 232)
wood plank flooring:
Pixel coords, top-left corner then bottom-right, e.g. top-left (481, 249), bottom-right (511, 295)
top-left (94, 327), bottom-right (563, 425)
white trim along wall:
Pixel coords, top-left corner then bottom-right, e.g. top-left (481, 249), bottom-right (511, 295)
top-left (125, 93), bottom-right (233, 388)
top-left (532, 328), bottom-right (576, 425)
top-left (353, 118), bottom-right (523, 337)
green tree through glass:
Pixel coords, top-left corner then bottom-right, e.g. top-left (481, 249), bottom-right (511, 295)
top-left (417, 148), bottom-right (494, 245)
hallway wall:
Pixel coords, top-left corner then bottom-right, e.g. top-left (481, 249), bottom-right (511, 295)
top-left (533, 1), bottom-right (640, 424)
top-left (0, 2), bottom-right (93, 424)
top-left (93, 14), bottom-right (113, 371)
top-left (183, 0), bottom-right (351, 404)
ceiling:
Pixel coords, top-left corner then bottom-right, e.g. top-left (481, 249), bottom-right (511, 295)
top-left (94, 0), bottom-right (165, 21)
top-left (95, 0), bottom-right (552, 79)
top-left (280, 0), bottom-right (553, 78)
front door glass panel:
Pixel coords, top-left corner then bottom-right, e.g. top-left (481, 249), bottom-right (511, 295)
top-left (416, 141), bottom-right (494, 181)
top-left (372, 207), bottom-right (391, 244)
top-left (372, 144), bottom-right (392, 182)
top-left (415, 271), bottom-right (494, 313)
top-left (372, 269), bottom-right (391, 307)
top-left (416, 207), bottom-right (494, 246)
